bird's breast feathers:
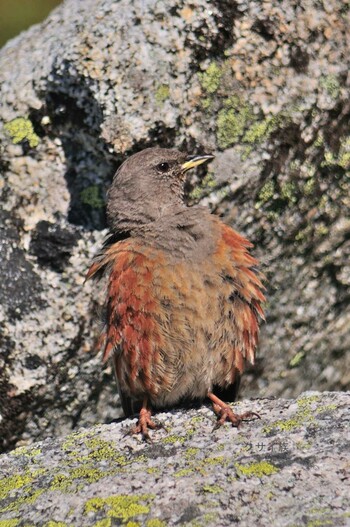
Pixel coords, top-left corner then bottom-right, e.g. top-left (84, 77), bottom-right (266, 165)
top-left (86, 222), bottom-right (265, 399)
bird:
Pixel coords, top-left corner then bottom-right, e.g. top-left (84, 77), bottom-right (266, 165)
top-left (86, 147), bottom-right (265, 439)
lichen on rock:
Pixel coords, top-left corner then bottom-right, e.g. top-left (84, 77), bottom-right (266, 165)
top-left (0, 392), bottom-right (348, 526)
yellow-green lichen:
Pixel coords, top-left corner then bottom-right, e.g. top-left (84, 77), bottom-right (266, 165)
top-left (202, 97), bottom-right (212, 110)
top-left (174, 468), bottom-right (193, 478)
top-left (44, 522), bottom-right (70, 527)
top-left (146, 520), bottom-right (166, 527)
top-left (289, 351), bottom-right (306, 368)
top-left (217, 100), bottom-right (292, 152)
top-left (216, 97), bottom-right (254, 149)
top-left (52, 438), bottom-right (129, 491)
top-left (266, 211), bottom-right (278, 221)
top-left (93, 520), bottom-right (112, 527)
top-left (263, 417), bottom-right (304, 434)
top-left (80, 185), bottom-right (105, 209)
top-left (155, 84), bottom-right (170, 103)
top-left (316, 404), bottom-right (337, 414)
top-left (305, 520), bottom-right (333, 527)
top-left (125, 522), bottom-right (140, 527)
top-left (84, 495), bottom-right (154, 522)
top-left (235, 461), bottom-right (278, 478)
top-left (255, 180), bottom-right (275, 208)
top-left (63, 435), bottom-right (127, 466)
top-left (313, 133), bottom-right (324, 148)
top-left (297, 395), bottom-right (320, 407)
top-left (242, 114), bottom-right (283, 145)
top-left (263, 395), bottom-right (322, 434)
top-left (296, 440), bottom-right (312, 451)
top-left (280, 181), bottom-right (297, 204)
top-left (4, 117), bottom-right (40, 148)
top-left (0, 473), bottom-right (34, 501)
top-left (199, 62), bottom-right (223, 94)
top-left (0, 489), bottom-right (44, 514)
top-left (146, 468), bottom-right (159, 475)
top-left (51, 466), bottom-right (107, 492)
top-left (337, 137), bottom-right (350, 169)
top-left (62, 430), bottom-right (92, 452)
top-left (84, 438), bottom-right (127, 463)
top-left (323, 151), bottom-right (335, 167)
top-left (187, 513), bottom-right (214, 527)
top-left (295, 224), bottom-right (313, 243)
top-left (201, 456), bottom-right (226, 466)
top-left (302, 161), bottom-right (316, 178)
top-left (80, 186), bottom-right (105, 209)
top-left (184, 447), bottom-right (199, 459)
top-left (67, 507), bottom-right (76, 517)
top-left (161, 434), bottom-right (186, 445)
top-left (320, 74), bottom-right (340, 99)
top-left (12, 447), bottom-right (41, 458)
top-left (134, 454), bottom-right (147, 465)
top-left (290, 159), bottom-right (301, 171)
top-left (189, 171), bottom-right (217, 201)
top-left (203, 513), bottom-right (217, 524)
top-left (316, 224), bottom-right (329, 237)
top-left (202, 484), bottom-right (223, 494)
top-left (322, 136), bottom-right (350, 170)
top-left (244, 112), bottom-right (292, 160)
top-left (242, 119), bottom-right (271, 144)
top-left (318, 195), bottom-right (329, 211)
top-left (303, 177), bottom-right (316, 195)
top-left (190, 416), bottom-right (204, 424)
top-left (0, 520), bottom-right (20, 527)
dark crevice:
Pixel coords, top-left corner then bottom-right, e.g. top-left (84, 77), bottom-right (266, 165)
top-left (251, 19), bottom-right (275, 41)
top-left (0, 209), bottom-right (45, 320)
top-left (289, 45), bottom-right (309, 73)
top-left (185, 1), bottom-right (242, 64)
top-left (29, 220), bottom-right (82, 272)
top-left (30, 61), bottom-right (117, 231)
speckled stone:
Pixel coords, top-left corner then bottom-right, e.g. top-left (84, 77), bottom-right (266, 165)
top-left (0, 392), bottom-right (349, 526)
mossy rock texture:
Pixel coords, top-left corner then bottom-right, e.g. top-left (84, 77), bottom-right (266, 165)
top-left (0, 392), bottom-right (349, 526)
top-left (0, 0), bottom-right (349, 454)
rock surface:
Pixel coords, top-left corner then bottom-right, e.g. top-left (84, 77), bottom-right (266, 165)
top-left (0, 0), bottom-right (349, 453)
top-left (0, 391), bottom-right (349, 526)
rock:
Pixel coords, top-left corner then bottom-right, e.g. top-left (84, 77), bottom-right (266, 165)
top-left (0, 0), bottom-right (349, 452)
top-left (0, 392), bottom-right (349, 526)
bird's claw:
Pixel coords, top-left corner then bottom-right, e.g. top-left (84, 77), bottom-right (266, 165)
top-left (129, 407), bottom-right (162, 441)
top-left (212, 406), bottom-right (260, 431)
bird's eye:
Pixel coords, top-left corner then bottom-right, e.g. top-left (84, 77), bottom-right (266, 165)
top-left (157, 162), bottom-right (170, 173)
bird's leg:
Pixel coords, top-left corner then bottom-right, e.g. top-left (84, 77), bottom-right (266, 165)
top-left (130, 397), bottom-right (160, 441)
top-left (207, 392), bottom-right (260, 430)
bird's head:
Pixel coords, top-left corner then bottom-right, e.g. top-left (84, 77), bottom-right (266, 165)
top-left (107, 147), bottom-right (214, 232)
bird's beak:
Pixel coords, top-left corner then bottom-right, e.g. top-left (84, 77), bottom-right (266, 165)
top-left (181, 154), bottom-right (215, 172)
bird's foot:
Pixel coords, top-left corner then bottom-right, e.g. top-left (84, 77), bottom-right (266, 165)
top-left (130, 405), bottom-right (162, 441)
top-left (207, 392), bottom-right (260, 430)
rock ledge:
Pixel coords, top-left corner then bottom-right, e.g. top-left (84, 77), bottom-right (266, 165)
top-left (0, 391), bottom-right (349, 526)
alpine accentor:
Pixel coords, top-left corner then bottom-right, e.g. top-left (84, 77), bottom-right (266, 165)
top-left (87, 148), bottom-right (265, 438)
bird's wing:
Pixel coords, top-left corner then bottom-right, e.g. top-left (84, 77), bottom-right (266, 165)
top-left (87, 238), bottom-right (172, 414)
top-left (212, 221), bottom-right (265, 374)
top-left (112, 362), bottom-right (142, 417)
